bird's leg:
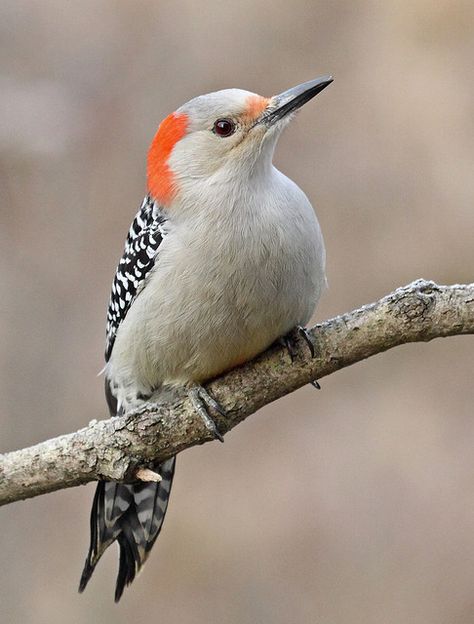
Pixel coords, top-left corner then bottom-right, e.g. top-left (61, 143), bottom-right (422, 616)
top-left (188, 385), bottom-right (225, 443)
top-left (281, 326), bottom-right (321, 389)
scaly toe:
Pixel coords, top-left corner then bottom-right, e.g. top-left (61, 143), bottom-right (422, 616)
top-left (188, 386), bottom-right (225, 443)
top-left (279, 335), bottom-right (298, 363)
top-left (297, 326), bottom-right (316, 358)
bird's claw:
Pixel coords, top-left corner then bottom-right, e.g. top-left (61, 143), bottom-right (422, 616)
top-left (281, 326), bottom-right (321, 389)
top-left (281, 325), bottom-right (316, 361)
top-left (188, 385), bottom-right (225, 443)
top-left (297, 326), bottom-right (316, 358)
top-left (279, 335), bottom-right (298, 363)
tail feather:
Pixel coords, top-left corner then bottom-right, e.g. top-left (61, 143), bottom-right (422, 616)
top-left (115, 532), bottom-right (139, 602)
top-left (79, 456), bottom-right (176, 600)
top-left (104, 482), bottom-right (134, 527)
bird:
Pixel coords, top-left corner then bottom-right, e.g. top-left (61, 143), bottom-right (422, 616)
top-left (78, 75), bottom-right (332, 601)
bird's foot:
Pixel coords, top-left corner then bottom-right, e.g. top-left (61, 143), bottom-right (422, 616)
top-left (280, 334), bottom-right (298, 362)
top-left (281, 326), bottom-right (321, 390)
top-left (296, 326), bottom-right (316, 358)
top-left (281, 325), bottom-right (316, 360)
top-left (188, 385), bottom-right (225, 443)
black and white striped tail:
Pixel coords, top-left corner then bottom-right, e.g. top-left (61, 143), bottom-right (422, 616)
top-left (79, 457), bottom-right (176, 602)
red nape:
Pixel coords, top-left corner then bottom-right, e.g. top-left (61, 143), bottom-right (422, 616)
top-left (147, 112), bottom-right (188, 205)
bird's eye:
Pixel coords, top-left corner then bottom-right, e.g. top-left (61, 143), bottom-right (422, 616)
top-left (213, 118), bottom-right (235, 137)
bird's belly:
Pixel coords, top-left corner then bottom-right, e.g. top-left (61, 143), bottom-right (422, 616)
top-left (109, 249), bottom-right (322, 396)
top-left (107, 201), bottom-right (326, 405)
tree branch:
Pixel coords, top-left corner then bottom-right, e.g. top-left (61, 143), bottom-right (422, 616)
top-left (1, 279), bottom-right (473, 507)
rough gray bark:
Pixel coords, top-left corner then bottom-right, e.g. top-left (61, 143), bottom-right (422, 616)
top-left (1, 279), bottom-right (473, 507)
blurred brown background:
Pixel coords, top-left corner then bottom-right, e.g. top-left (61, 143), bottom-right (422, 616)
top-left (1, 1), bottom-right (473, 623)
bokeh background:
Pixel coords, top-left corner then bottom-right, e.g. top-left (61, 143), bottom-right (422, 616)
top-left (1, 1), bottom-right (473, 623)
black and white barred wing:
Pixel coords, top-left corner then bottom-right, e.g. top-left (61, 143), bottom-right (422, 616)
top-left (80, 195), bottom-right (174, 601)
top-left (105, 195), bottom-right (167, 362)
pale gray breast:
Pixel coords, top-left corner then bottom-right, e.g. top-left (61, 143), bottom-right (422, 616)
top-left (108, 175), bottom-right (326, 391)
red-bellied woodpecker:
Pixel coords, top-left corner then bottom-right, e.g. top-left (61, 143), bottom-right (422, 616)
top-left (79, 75), bottom-right (333, 601)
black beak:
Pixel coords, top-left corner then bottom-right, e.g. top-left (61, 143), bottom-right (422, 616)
top-left (261, 75), bottom-right (333, 125)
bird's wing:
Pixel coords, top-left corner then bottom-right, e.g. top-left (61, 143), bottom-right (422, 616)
top-left (105, 195), bottom-right (167, 362)
top-left (78, 195), bottom-right (175, 601)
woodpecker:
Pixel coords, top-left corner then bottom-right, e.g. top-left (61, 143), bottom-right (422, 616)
top-left (79, 75), bottom-right (332, 601)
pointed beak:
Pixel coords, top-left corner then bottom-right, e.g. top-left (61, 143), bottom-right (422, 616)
top-left (260, 75), bottom-right (333, 126)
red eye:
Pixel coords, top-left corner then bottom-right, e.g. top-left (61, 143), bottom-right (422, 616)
top-left (213, 118), bottom-right (235, 137)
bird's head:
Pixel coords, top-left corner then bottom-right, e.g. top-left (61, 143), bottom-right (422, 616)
top-left (147, 76), bottom-right (333, 206)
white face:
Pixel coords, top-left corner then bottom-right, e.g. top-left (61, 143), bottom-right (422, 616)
top-left (168, 89), bottom-right (288, 183)
top-left (149, 78), bottom-right (332, 205)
